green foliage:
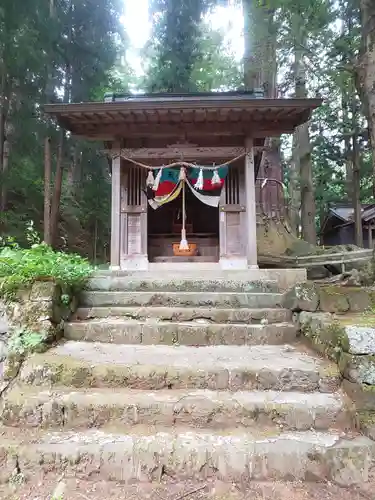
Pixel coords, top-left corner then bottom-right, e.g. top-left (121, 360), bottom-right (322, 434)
top-left (8, 327), bottom-right (47, 357)
top-left (1, 0), bottom-right (374, 252)
top-left (144, 1), bottom-right (242, 93)
top-left (0, 245), bottom-right (93, 299)
top-left (61, 294), bottom-right (71, 306)
top-left (191, 25), bottom-right (243, 91)
top-left (276, 0), bottom-right (372, 233)
top-left (145, 0), bottom-right (203, 92)
top-left (0, 0), bottom-right (127, 262)
top-left (0, 222), bottom-right (93, 300)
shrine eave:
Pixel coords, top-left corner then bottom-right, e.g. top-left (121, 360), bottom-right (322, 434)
top-left (44, 96), bottom-right (322, 140)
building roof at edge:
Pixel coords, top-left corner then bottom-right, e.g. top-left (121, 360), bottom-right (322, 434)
top-left (103, 89), bottom-right (265, 103)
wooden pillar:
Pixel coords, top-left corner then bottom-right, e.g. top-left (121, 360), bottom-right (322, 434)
top-left (43, 137), bottom-right (52, 245)
top-left (110, 155), bottom-right (121, 269)
top-left (218, 161), bottom-right (247, 269)
top-left (369, 225), bottom-right (373, 249)
top-left (120, 164), bottom-right (149, 271)
top-left (245, 137), bottom-right (258, 268)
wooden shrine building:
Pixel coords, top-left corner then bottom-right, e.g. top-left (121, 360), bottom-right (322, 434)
top-left (45, 91), bottom-right (321, 271)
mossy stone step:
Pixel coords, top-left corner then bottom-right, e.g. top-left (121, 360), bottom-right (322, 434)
top-left (19, 342), bottom-right (341, 393)
top-left (63, 320), bottom-right (298, 346)
top-left (0, 428), bottom-right (372, 485)
top-left (74, 306), bottom-right (292, 324)
top-left (86, 277), bottom-right (280, 293)
top-left (80, 291), bottom-right (283, 308)
top-left (1, 386), bottom-right (351, 432)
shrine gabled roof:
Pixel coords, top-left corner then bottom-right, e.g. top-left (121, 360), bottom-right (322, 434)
top-left (44, 91), bottom-right (322, 141)
top-left (103, 89), bottom-right (266, 102)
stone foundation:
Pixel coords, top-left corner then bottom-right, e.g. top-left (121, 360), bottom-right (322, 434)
top-left (283, 281), bottom-right (375, 314)
top-left (284, 282), bottom-right (375, 415)
top-left (0, 281), bottom-right (76, 362)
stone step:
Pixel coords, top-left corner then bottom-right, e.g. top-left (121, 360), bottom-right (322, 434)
top-left (0, 428), bottom-right (372, 485)
top-left (19, 342), bottom-right (341, 393)
top-left (63, 319), bottom-right (298, 346)
top-left (74, 306), bottom-right (292, 323)
top-left (93, 268), bottom-right (306, 291)
top-left (86, 277), bottom-right (279, 293)
top-left (80, 291), bottom-right (284, 308)
top-left (152, 256), bottom-right (218, 263)
top-left (1, 386), bottom-right (352, 432)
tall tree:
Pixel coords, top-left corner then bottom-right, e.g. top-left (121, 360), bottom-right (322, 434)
top-left (280, 0), bottom-right (335, 243)
top-left (357, 0), bottom-right (375, 195)
top-left (0, 0), bottom-right (127, 262)
top-left (293, 24), bottom-right (316, 245)
top-left (146, 0), bottom-right (207, 92)
top-left (243, 0), bottom-right (277, 95)
top-left (0, 0), bottom-right (51, 212)
top-left (191, 24), bottom-right (243, 91)
top-left (336, 0), bottom-right (364, 245)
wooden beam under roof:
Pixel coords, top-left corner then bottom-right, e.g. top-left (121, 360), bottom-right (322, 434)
top-left (44, 96), bottom-right (322, 142)
top-left (70, 120), bottom-right (301, 139)
top-left (63, 106), bottom-right (308, 127)
top-left (106, 146), bottom-right (248, 161)
top-left (44, 97), bottom-right (322, 115)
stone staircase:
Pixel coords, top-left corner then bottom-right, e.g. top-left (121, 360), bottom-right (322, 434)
top-left (0, 271), bottom-right (374, 488)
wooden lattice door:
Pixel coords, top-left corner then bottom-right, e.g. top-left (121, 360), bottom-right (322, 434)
top-left (219, 163), bottom-right (246, 261)
top-left (120, 164), bottom-right (148, 269)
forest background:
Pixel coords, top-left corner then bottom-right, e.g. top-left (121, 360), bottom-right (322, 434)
top-left (0, 0), bottom-right (374, 263)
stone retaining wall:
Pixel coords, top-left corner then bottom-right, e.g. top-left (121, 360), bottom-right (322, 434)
top-left (283, 282), bottom-right (375, 416)
top-left (283, 282), bottom-right (374, 314)
top-left (0, 281), bottom-right (75, 362)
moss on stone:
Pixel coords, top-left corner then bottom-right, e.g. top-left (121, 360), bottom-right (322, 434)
top-left (338, 351), bottom-right (350, 374)
top-left (3, 356), bottom-right (22, 380)
top-left (318, 287), bottom-right (350, 313)
top-left (282, 282), bottom-right (319, 312)
top-left (362, 384), bottom-right (375, 393)
top-left (299, 311), bottom-right (346, 363)
top-left (358, 410), bottom-right (375, 424)
top-left (267, 404), bottom-right (294, 421)
top-left (317, 285), bottom-right (373, 314)
top-left (320, 285), bottom-right (345, 296)
top-left (357, 411), bottom-right (375, 440)
top-left (318, 363), bottom-right (341, 378)
top-left (369, 290), bottom-right (375, 308)
top-left (310, 318), bottom-right (346, 351)
top-left (318, 285), bottom-right (370, 296)
top-left (324, 322), bottom-right (350, 351)
top-left (339, 352), bottom-right (375, 386)
top-left (337, 313), bottom-right (375, 327)
top-left (311, 337), bottom-right (341, 362)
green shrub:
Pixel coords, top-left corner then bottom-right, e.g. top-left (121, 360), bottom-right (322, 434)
top-left (8, 327), bottom-right (48, 356)
top-left (0, 245), bottom-right (93, 300)
top-left (0, 220), bottom-right (93, 300)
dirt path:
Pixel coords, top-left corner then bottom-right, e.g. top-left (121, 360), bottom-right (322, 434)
top-left (0, 478), bottom-right (374, 500)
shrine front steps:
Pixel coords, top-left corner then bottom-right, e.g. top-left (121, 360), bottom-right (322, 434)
top-left (18, 343), bottom-right (342, 393)
top-left (1, 427), bottom-right (373, 486)
top-left (93, 267), bottom-right (307, 291)
top-left (1, 343), bottom-right (371, 486)
top-left (73, 305), bottom-right (292, 323)
top-left (74, 274), bottom-right (292, 344)
top-left (1, 386), bottom-right (352, 432)
top-left (64, 319), bottom-right (297, 345)
top-left (80, 290), bottom-right (284, 308)
top-left (3, 274), bottom-right (372, 487)
top-left (75, 274), bottom-right (291, 344)
top-left (86, 277), bottom-right (280, 293)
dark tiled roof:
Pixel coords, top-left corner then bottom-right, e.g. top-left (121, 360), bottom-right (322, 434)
top-left (328, 204), bottom-right (375, 223)
top-left (103, 90), bottom-right (265, 103)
